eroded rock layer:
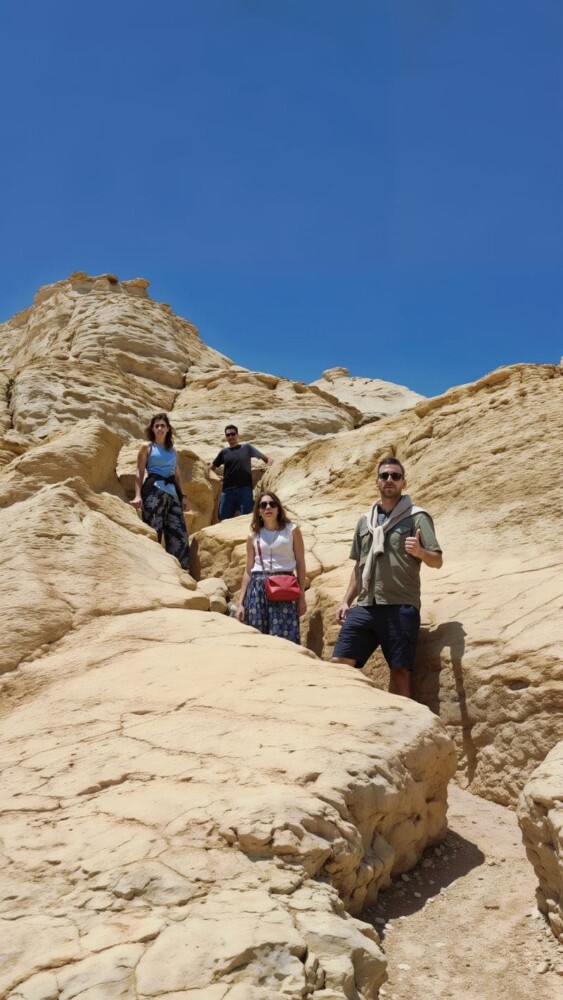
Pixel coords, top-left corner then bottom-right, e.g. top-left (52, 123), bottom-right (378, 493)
top-left (0, 273), bottom-right (456, 999)
top-left (195, 364), bottom-right (563, 805)
top-left (0, 608), bottom-right (456, 998)
top-left (311, 367), bottom-right (425, 423)
top-left (518, 741), bottom-right (563, 943)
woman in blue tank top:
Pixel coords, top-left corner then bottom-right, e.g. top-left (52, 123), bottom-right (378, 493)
top-left (131, 412), bottom-right (191, 571)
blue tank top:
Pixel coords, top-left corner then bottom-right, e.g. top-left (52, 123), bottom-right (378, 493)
top-left (147, 443), bottom-right (177, 498)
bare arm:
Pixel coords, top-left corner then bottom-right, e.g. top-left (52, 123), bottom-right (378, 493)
top-left (405, 529), bottom-right (443, 568)
top-left (236, 536), bottom-right (256, 623)
top-left (208, 461), bottom-right (223, 479)
top-left (174, 462), bottom-right (190, 513)
top-left (292, 526), bottom-right (307, 617)
top-left (336, 563), bottom-right (360, 623)
top-left (130, 444), bottom-right (149, 510)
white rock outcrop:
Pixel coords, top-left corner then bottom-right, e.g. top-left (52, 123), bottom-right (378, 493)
top-left (311, 367), bottom-right (425, 423)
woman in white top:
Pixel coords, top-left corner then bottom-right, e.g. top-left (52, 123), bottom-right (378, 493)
top-left (236, 491), bottom-right (307, 644)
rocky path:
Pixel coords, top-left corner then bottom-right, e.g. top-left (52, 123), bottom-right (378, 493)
top-left (364, 784), bottom-right (562, 1000)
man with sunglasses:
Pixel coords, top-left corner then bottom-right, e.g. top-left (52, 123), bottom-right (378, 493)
top-left (331, 457), bottom-right (442, 698)
top-left (209, 425), bottom-right (273, 521)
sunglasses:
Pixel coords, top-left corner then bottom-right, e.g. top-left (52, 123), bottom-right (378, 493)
top-left (378, 471), bottom-right (403, 481)
top-left (259, 500), bottom-right (279, 510)
top-left (153, 423), bottom-right (168, 430)
top-left (225, 432), bottom-right (237, 437)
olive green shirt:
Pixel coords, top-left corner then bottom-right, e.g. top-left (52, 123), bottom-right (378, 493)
top-left (350, 509), bottom-right (441, 609)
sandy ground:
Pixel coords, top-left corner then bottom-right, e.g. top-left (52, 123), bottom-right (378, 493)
top-left (363, 784), bottom-right (563, 1000)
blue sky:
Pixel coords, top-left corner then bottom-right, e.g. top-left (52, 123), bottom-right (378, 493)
top-left (0, 0), bottom-right (561, 397)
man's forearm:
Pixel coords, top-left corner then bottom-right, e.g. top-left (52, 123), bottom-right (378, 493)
top-left (342, 567), bottom-right (359, 605)
top-left (420, 549), bottom-right (443, 569)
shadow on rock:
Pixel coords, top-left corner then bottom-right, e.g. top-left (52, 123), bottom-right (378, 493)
top-left (362, 827), bottom-right (485, 935)
top-left (415, 620), bottom-right (478, 785)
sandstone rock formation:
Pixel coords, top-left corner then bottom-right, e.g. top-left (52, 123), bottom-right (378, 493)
top-left (518, 740), bottom-right (563, 943)
top-left (0, 274), bottom-right (367, 464)
top-left (196, 363), bottom-right (563, 807)
top-left (311, 367), bottom-right (425, 423)
top-left (0, 273), bottom-right (460, 998)
top-left (0, 607), bottom-right (456, 998)
top-left (172, 367), bottom-right (362, 465)
top-left (0, 273), bottom-right (232, 444)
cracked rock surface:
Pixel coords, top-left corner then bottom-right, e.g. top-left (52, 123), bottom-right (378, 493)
top-left (0, 610), bottom-right (455, 998)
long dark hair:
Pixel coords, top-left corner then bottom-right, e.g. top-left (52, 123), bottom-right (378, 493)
top-left (146, 412), bottom-right (173, 450)
top-left (250, 491), bottom-right (289, 534)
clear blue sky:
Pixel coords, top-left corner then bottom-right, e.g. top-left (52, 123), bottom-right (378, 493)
top-left (1, 1), bottom-right (561, 396)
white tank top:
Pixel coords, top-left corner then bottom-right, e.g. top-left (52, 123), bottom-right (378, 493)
top-left (251, 523), bottom-right (297, 573)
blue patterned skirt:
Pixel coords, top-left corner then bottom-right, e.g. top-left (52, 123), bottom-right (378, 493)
top-left (243, 572), bottom-right (300, 645)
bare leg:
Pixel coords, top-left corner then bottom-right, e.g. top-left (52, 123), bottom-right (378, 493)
top-left (389, 668), bottom-right (412, 699)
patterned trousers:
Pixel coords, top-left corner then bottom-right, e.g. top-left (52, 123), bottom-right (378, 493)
top-left (142, 487), bottom-right (190, 571)
top-left (243, 573), bottom-right (300, 645)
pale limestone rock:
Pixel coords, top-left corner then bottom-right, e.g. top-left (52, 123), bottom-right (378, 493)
top-left (0, 478), bottom-right (207, 674)
top-left (0, 917), bottom-right (80, 997)
top-left (6, 971), bottom-right (59, 1000)
top-left (7, 358), bottom-right (177, 442)
top-left (0, 418), bottom-right (125, 507)
top-left (195, 576), bottom-right (229, 613)
top-left (196, 363), bottom-right (563, 805)
top-left (10, 273), bottom-right (560, 994)
top-left (1, 608), bottom-right (455, 997)
top-left (0, 273), bottom-right (229, 387)
top-left (311, 367), bottom-right (425, 423)
top-left (191, 517), bottom-right (255, 592)
top-left (0, 273), bottom-right (232, 442)
top-left (518, 741), bottom-right (563, 942)
top-left (171, 367), bottom-right (362, 464)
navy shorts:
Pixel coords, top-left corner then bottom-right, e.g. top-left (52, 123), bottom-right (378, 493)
top-left (332, 604), bottom-right (421, 671)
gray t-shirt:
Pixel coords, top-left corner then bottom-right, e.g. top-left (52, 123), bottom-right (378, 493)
top-left (350, 508), bottom-right (441, 609)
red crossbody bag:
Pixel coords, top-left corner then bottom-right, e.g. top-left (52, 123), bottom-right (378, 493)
top-left (256, 537), bottom-right (302, 602)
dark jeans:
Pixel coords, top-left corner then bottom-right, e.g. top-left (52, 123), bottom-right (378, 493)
top-left (218, 486), bottom-right (254, 521)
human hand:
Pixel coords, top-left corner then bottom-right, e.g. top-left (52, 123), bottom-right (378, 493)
top-left (336, 602), bottom-right (349, 624)
top-left (405, 528), bottom-right (423, 558)
top-left (297, 594), bottom-right (307, 617)
top-left (130, 497), bottom-right (143, 511)
top-left (236, 605), bottom-right (246, 623)
top-left (182, 497), bottom-right (190, 513)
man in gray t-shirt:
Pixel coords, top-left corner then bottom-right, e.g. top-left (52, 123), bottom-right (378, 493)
top-left (331, 457), bottom-right (443, 699)
top-left (209, 424), bottom-right (272, 520)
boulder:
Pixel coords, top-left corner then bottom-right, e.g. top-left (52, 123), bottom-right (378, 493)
top-left (0, 418), bottom-right (126, 506)
top-left (518, 741), bottom-right (563, 943)
top-left (0, 607), bottom-right (456, 997)
top-left (0, 477), bottom-right (208, 675)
